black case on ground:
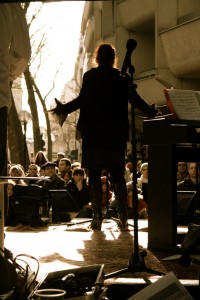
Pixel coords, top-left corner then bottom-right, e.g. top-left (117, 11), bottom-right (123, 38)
top-left (49, 189), bottom-right (79, 223)
top-left (10, 185), bottom-right (47, 226)
top-left (177, 191), bottom-right (200, 225)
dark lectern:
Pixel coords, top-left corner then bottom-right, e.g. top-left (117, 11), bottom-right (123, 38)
top-left (143, 118), bottom-right (200, 251)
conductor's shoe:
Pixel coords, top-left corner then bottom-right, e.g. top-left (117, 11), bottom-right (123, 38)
top-left (88, 215), bottom-right (102, 231)
top-left (117, 219), bottom-right (128, 231)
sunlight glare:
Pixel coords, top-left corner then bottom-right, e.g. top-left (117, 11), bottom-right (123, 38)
top-left (28, 1), bottom-right (85, 103)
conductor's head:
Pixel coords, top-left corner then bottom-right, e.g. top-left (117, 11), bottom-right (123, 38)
top-left (94, 43), bottom-right (117, 67)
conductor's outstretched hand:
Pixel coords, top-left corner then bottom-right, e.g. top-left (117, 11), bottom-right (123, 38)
top-left (47, 98), bottom-right (67, 126)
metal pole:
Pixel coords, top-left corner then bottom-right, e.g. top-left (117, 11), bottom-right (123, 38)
top-left (24, 122), bottom-right (27, 171)
top-left (0, 182), bottom-right (5, 253)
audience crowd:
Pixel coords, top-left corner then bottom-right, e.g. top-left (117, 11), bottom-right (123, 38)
top-left (6, 150), bottom-right (199, 227)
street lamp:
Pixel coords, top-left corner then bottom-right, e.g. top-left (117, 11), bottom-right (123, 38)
top-left (19, 110), bottom-right (32, 170)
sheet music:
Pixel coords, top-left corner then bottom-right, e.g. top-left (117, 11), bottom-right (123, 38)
top-left (167, 89), bottom-right (200, 120)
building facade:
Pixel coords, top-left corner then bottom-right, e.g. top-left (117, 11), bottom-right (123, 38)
top-left (73, 0), bottom-right (200, 141)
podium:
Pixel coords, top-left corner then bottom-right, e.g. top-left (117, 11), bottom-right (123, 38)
top-left (143, 118), bottom-right (200, 251)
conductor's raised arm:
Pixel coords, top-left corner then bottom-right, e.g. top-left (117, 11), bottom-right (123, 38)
top-left (48, 96), bottom-right (81, 126)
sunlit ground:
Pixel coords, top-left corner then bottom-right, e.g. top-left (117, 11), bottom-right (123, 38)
top-left (5, 219), bottom-right (149, 281)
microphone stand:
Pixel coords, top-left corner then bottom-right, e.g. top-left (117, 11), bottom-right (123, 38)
top-left (104, 44), bottom-right (165, 279)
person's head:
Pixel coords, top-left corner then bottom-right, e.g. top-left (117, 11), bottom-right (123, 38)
top-left (126, 161), bottom-right (133, 173)
top-left (187, 162), bottom-right (200, 180)
top-left (39, 168), bottom-right (45, 177)
top-left (58, 158), bottom-right (71, 172)
top-left (101, 176), bottom-right (111, 193)
top-left (140, 162), bottom-right (148, 178)
top-left (28, 164), bottom-right (38, 176)
top-left (72, 167), bottom-right (86, 183)
top-left (62, 169), bottom-right (72, 183)
top-left (93, 43), bottom-right (117, 67)
top-left (9, 164), bottom-right (25, 177)
top-left (57, 152), bottom-right (65, 161)
top-left (71, 161), bottom-right (81, 170)
top-left (37, 151), bottom-right (43, 159)
top-left (35, 151), bottom-right (47, 161)
top-left (41, 162), bottom-right (57, 178)
top-left (7, 161), bottom-right (11, 175)
top-left (35, 151), bottom-right (48, 166)
top-left (7, 180), bottom-right (16, 197)
top-left (137, 160), bottom-right (142, 172)
top-left (177, 162), bottom-right (187, 174)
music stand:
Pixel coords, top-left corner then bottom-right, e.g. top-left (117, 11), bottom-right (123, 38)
top-left (104, 40), bottom-right (164, 279)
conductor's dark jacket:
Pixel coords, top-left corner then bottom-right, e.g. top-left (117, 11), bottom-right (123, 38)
top-left (62, 65), bottom-right (152, 170)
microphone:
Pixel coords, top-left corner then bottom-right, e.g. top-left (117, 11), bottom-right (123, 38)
top-left (121, 39), bottom-right (137, 76)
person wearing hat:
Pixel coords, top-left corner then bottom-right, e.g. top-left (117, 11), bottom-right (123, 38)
top-left (35, 162), bottom-right (66, 190)
top-left (53, 152), bottom-right (66, 167)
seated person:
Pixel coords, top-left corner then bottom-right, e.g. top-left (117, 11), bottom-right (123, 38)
top-left (9, 164), bottom-right (27, 185)
top-left (25, 163), bottom-right (39, 185)
top-left (177, 162), bottom-right (188, 184)
top-left (136, 160), bottom-right (142, 178)
top-left (127, 182), bottom-right (148, 219)
top-left (178, 162), bottom-right (200, 191)
top-left (137, 162), bottom-right (148, 189)
top-left (101, 176), bottom-right (113, 218)
top-left (5, 180), bottom-right (16, 226)
top-left (125, 161), bottom-right (133, 183)
top-left (53, 151), bottom-right (65, 167)
top-left (35, 162), bottom-right (66, 190)
top-left (137, 162), bottom-right (148, 203)
top-left (60, 169), bottom-right (72, 184)
top-left (39, 167), bottom-right (45, 177)
top-left (66, 167), bottom-right (92, 218)
top-left (58, 157), bottom-right (71, 177)
top-left (109, 181), bottom-right (148, 219)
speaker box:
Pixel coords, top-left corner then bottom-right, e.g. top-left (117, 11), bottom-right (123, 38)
top-left (177, 191), bottom-right (198, 225)
top-left (49, 189), bottom-right (79, 223)
top-left (11, 185), bottom-right (46, 226)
